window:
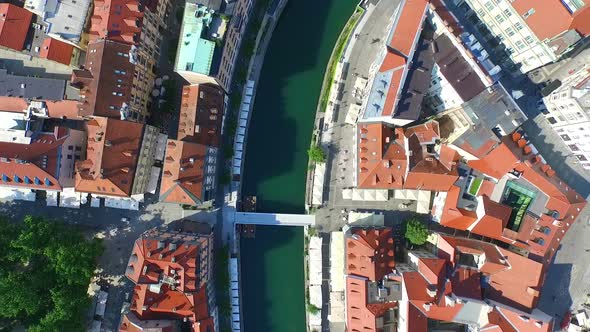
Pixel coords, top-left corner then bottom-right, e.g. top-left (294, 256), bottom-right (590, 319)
top-left (576, 155), bottom-right (588, 161)
top-left (569, 144), bottom-right (580, 151)
top-left (506, 27), bottom-right (515, 36)
top-left (560, 134), bottom-right (571, 141)
top-left (67, 155), bottom-right (72, 160)
top-left (515, 40), bottom-right (525, 50)
top-left (485, 1), bottom-right (494, 11)
top-left (504, 8), bottom-right (512, 16)
top-left (495, 14), bottom-right (504, 23)
top-left (525, 36), bottom-right (534, 44)
top-left (523, 8), bottom-right (535, 18)
top-left (547, 117), bottom-right (557, 124)
top-left (514, 22), bottom-right (523, 30)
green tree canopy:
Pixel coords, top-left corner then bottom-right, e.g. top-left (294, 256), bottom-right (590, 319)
top-left (0, 215), bottom-right (103, 330)
top-left (307, 145), bottom-right (327, 163)
top-left (404, 217), bottom-right (430, 246)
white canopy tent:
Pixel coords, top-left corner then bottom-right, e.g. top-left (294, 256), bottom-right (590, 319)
top-left (348, 211), bottom-right (385, 227)
top-left (416, 190), bottom-right (432, 214)
top-left (312, 163), bottom-right (326, 206)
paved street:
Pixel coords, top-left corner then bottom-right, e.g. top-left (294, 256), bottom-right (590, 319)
top-left (315, 0), bottom-right (402, 233)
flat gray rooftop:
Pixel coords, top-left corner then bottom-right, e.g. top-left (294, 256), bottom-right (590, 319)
top-left (0, 69), bottom-right (66, 100)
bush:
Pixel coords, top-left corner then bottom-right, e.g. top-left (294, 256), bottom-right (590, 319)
top-left (307, 145), bottom-right (326, 163)
top-left (404, 217), bottom-right (429, 246)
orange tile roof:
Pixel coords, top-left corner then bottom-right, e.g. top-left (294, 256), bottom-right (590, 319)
top-left (346, 228), bottom-right (394, 281)
top-left (90, 0), bottom-right (143, 45)
top-left (437, 235), bottom-right (510, 275)
top-left (45, 100), bottom-right (80, 119)
top-left (159, 140), bottom-right (208, 206)
top-left (177, 84), bottom-right (224, 147)
top-left (467, 143), bottom-right (519, 179)
top-left (387, 0), bottom-right (429, 56)
top-left (470, 196), bottom-right (512, 240)
top-left (510, 0), bottom-right (574, 41)
top-left (75, 117), bottom-right (144, 196)
top-left (571, 4), bottom-right (590, 35)
top-left (0, 4), bottom-right (32, 51)
top-left (405, 121), bottom-right (440, 144)
top-left (72, 40), bottom-right (135, 118)
top-left (39, 37), bottom-right (74, 65)
top-left (0, 131), bottom-right (66, 191)
top-left (346, 276), bottom-right (376, 332)
top-left (357, 123), bottom-right (407, 189)
top-left (438, 186), bottom-right (477, 230)
top-left (124, 225), bottom-right (214, 331)
top-left (493, 306), bottom-right (552, 332)
top-left (0, 96), bottom-right (28, 112)
top-left (486, 248), bottom-right (543, 312)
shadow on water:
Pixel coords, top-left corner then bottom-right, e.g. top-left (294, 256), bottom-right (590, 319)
top-left (242, 0), bottom-right (359, 213)
top-left (240, 226), bottom-right (304, 332)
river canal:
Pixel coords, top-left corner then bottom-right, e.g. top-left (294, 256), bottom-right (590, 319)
top-left (240, 0), bottom-right (358, 331)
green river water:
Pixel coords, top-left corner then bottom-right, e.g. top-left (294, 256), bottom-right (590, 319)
top-left (240, 0), bottom-right (358, 331)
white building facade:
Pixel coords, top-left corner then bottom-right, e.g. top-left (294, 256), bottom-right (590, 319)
top-left (543, 65), bottom-right (590, 170)
top-left (455, 0), bottom-right (585, 73)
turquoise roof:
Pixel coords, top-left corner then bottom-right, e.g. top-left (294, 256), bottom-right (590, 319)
top-left (174, 2), bottom-right (215, 75)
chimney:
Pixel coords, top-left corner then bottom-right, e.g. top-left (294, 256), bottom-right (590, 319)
top-left (423, 302), bottom-right (432, 311)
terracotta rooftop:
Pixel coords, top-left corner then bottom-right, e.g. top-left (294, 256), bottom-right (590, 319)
top-left (159, 140), bottom-right (209, 206)
top-left (123, 223), bottom-right (214, 332)
top-left (72, 40), bottom-right (135, 118)
top-left (75, 117), bottom-right (144, 196)
top-left (177, 84), bottom-right (224, 147)
top-left (0, 3), bottom-right (33, 51)
top-left (510, 0), bottom-right (577, 41)
top-left (387, 0), bottom-right (429, 56)
top-left (0, 126), bottom-right (68, 192)
top-left (39, 37), bottom-right (74, 65)
top-left (346, 228), bottom-right (394, 281)
top-left (90, 0), bottom-right (143, 45)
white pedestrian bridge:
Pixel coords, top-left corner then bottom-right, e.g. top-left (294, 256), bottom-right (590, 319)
top-left (234, 212), bottom-right (315, 226)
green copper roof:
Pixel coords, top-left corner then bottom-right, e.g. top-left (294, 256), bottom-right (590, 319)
top-left (174, 2), bottom-right (215, 75)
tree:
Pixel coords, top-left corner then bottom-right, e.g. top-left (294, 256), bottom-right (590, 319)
top-left (404, 218), bottom-right (429, 246)
top-left (0, 215), bottom-right (103, 329)
top-left (307, 145), bottom-right (326, 163)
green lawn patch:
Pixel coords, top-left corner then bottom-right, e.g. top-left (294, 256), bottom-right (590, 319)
top-left (468, 178), bottom-right (483, 196)
top-left (318, 6), bottom-right (364, 113)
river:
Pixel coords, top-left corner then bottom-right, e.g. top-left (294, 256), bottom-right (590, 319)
top-left (240, 0), bottom-right (358, 331)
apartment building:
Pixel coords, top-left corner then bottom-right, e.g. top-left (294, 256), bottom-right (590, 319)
top-left (72, 40), bottom-right (150, 121)
top-left (0, 101), bottom-right (85, 203)
top-left (88, 0), bottom-right (170, 119)
top-left (75, 117), bottom-right (161, 202)
top-left (543, 65), bottom-right (590, 170)
top-left (455, 0), bottom-right (590, 73)
top-left (120, 221), bottom-right (216, 332)
top-left (216, 0), bottom-right (255, 92)
top-left (159, 84), bottom-right (223, 207)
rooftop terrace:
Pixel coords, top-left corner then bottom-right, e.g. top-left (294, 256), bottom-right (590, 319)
top-left (175, 3), bottom-right (215, 75)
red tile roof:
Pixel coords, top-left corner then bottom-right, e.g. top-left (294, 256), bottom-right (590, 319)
top-left (357, 120), bottom-right (459, 190)
top-left (39, 38), bottom-right (74, 65)
top-left (0, 4), bottom-right (32, 51)
top-left (72, 40), bottom-right (135, 118)
top-left (346, 228), bottom-right (394, 280)
top-left (123, 224), bottom-right (214, 332)
top-left (467, 143), bottom-right (519, 179)
top-left (0, 133), bottom-right (65, 191)
top-left (571, 4), bottom-right (590, 35)
top-left (0, 96), bottom-right (28, 112)
top-left (346, 276), bottom-right (376, 332)
top-left (387, 0), bottom-right (429, 56)
top-left (45, 100), bottom-right (80, 119)
top-left (159, 140), bottom-right (208, 206)
top-left (486, 248), bottom-right (543, 312)
top-left (470, 196), bottom-right (512, 240)
top-left (90, 0), bottom-right (143, 45)
top-left (357, 123), bottom-right (407, 189)
top-left (75, 117), bottom-right (144, 196)
top-left (510, 0), bottom-right (574, 41)
top-left (178, 84), bottom-right (224, 147)
top-left (438, 186), bottom-right (477, 230)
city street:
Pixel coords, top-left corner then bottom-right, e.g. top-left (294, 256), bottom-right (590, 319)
top-left (315, 0), bottom-right (401, 233)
